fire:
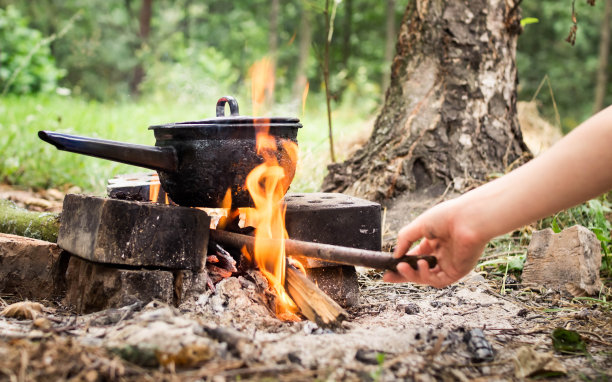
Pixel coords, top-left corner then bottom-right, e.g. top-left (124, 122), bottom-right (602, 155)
top-left (249, 57), bottom-right (275, 116)
top-left (242, 126), bottom-right (300, 318)
top-left (148, 174), bottom-right (161, 202)
top-left (301, 82), bottom-right (309, 116)
top-left (243, 57), bottom-right (301, 318)
top-left (148, 173), bottom-right (171, 205)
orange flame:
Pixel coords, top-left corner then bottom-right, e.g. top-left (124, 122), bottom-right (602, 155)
top-left (148, 174), bottom-right (171, 205)
top-left (249, 57), bottom-right (275, 116)
top-left (244, 58), bottom-right (300, 318)
top-left (301, 82), bottom-right (309, 116)
top-left (149, 181), bottom-right (161, 203)
top-left (244, 134), bottom-right (300, 317)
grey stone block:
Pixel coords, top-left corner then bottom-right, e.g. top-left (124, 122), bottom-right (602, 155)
top-left (58, 194), bottom-right (210, 270)
top-left (284, 192), bottom-right (381, 268)
top-left (283, 192), bottom-right (380, 307)
top-left (63, 255), bottom-right (174, 313)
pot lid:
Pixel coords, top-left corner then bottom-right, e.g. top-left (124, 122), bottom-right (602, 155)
top-left (149, 96), bottom-right (301, 129)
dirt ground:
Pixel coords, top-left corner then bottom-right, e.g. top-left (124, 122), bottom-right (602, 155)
top-left (1, 270), bottom-right (610, 381)
top-left (0, 185), bottom-right (611, 381)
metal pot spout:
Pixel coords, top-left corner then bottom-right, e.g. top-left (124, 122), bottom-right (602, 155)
top-left (38, 131), bottom-right (178, 172)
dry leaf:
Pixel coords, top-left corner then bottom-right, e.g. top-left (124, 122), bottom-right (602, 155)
top-left (32, 317), bottom-right (52, 330)
top-left (1, 301), bottom-right (44, 320)
top-left (156, 344), bottom-right (214, 368)
top-left (514, 346), bottom-right (567, 378)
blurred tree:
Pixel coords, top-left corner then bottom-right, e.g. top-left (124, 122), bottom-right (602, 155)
top-left (268, 0), bottom-right (279, 103)
top-left (382, 0), bottom-right (396, 93)
top-left (0, 6), bottom-right (65, 95)
top-left (323, 0), bottom-right (531, 201)
top-left (517, 0), bottom-right (606, 131)
top-left (292, 3), bottom-right (312, 103)
top-left (129, 0), bottom-right (152, 95)
top-left (593, 0), bottom-right (611, 112)
top-left (0, 0), bottom-right (605, 119)
top-left (341, 0), bottom-right (352, 69)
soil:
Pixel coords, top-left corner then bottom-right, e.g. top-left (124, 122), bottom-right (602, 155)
top-left (1, 185), bottom-right (611, 381)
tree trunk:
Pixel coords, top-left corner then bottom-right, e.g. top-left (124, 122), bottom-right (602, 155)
top-left (323, 0), bottom-right (531, 201)
top-left (268, 0), bottom-right (280, 104)
top-left (292, 5), bottom-right (312, 103)
top-left (342, 0), bottom-right (353, 69)
top-left (182, 0), bottom-right (193, 44)
top-left (129, 0), bottom-right (152, 96)
top-left (382, 0), bottom-right (397, 93)
top-left (593, 0), bottom-right (611, 113)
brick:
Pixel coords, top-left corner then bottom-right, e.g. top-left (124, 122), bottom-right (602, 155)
top-left (284, 192), bottom-right (381, 268)
top-left (304, 266), bottom-right (360, 307)
top-left (0, 233), bottom-right (67, 299)
top-left (523, 225), bottom-right (603, 296)
top-left (284, 193), bottom-right (381, 307)
top-left (58, 194), bottom-right (210, 270)
top-left (107, 172), bottom-right (170, 203)
top-left (63, 256), bottom-right (174, 313)
top-left (173, 269), bottom-right (209, 307)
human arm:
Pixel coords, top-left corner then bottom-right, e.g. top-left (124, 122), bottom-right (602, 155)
top-left (384, 105), bottom-right (612, 288)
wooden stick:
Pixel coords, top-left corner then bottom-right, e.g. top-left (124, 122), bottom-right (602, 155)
top-left (210, 229), bottom-right (437, 271)
top-left (285, 265), bottom-right (347, 327)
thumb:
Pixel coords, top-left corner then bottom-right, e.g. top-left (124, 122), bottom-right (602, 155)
top-left (394, 219), bottom-right (425, 258)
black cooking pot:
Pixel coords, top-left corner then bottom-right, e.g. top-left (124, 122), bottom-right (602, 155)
top-left (38, 96), bottom-right (302, 208)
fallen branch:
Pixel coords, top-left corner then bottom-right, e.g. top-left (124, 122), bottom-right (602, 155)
top-left (0, 199), bottom-right (60, 242)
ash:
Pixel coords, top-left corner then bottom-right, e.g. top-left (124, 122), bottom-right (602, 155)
top-left (1, 269), bottom-right (610, 381)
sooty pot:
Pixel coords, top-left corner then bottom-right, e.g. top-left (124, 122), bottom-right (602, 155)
top-left (38, 96), bottom-right (302, 208)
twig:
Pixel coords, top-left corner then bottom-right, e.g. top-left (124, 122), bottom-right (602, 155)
top-left (479, 250), bottom-right (526, 261)
top-left (529, 75), bottom-right (561, 129)
top-left (213, 365), bottom-right (298, 379)
top-left (577, 330), bottom-right (612, 346)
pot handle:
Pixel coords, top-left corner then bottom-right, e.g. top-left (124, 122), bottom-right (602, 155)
top-left (216, 96), bottom-right (240, 117)
top-left (38, 131), bottom-right (178, 172)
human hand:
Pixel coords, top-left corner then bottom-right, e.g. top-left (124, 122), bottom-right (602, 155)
top-left (383, 199), bottom-right (489, 288)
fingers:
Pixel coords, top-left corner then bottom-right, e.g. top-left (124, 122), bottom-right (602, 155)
top-left (394, 221), bottom-right (426, 258)
top-left (383, 260), bottom-right (453, 288)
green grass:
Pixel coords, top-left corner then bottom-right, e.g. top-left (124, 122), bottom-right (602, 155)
top-left (0, 93), bottom-right (373, 194)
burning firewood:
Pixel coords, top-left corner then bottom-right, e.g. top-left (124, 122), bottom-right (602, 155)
top-left (285, 265), bottom-right (347, 328)
top-left (205, 241), bottom-right (240, 289)
top-left (209, 230), bottom-right (348, 326)
top-left (212, 243), bottom-right (238, 273)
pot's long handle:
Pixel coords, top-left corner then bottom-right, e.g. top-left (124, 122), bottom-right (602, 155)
top-left (38, 131), bottom-right (178, 172)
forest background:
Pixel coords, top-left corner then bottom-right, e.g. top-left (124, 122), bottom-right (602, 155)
top-left (0, 0), bottom-right (610, 193)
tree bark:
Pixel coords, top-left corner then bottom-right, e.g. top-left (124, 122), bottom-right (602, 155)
top-left (323, 0), bottom-right (531, 201)
top-left (593, 0), bottom-right (611, 113)
top-left (129, 0), bottom-right (152, 96)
